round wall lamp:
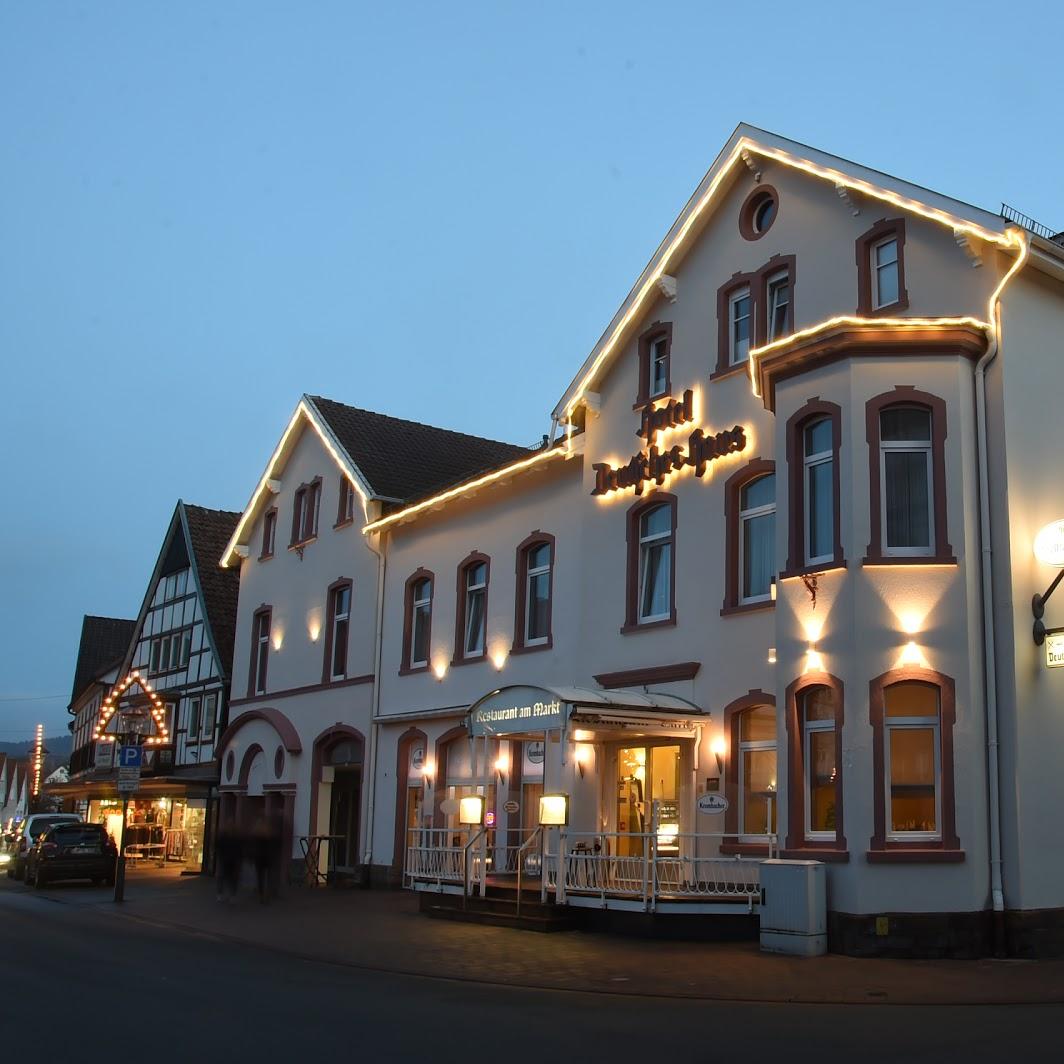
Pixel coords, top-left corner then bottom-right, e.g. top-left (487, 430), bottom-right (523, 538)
top-left (1032, 519), bottom-right (1064, 645)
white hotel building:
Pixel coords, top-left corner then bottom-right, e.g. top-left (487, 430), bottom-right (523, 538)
top-left (218, 125), bottom-right (1064, 957)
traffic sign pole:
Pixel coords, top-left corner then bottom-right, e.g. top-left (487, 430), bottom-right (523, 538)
top-left (113, 744), bottom-right (144, 903)
top-left (114, 796), bottom-right (129, 903)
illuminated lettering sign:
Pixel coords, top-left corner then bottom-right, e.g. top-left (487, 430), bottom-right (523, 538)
top-left (470, 686), bottom-right (567, 736)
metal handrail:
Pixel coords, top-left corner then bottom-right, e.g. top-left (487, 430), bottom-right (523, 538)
top-left (462, 828), bottom-right (485, 909)
top-left (515, 826), bottom-right (543, 920)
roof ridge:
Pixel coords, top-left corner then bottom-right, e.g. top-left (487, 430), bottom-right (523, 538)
top-left (308, 394), bottom-right (531, 452)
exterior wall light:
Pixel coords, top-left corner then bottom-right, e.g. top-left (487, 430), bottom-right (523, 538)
top-left (459, 794), bottom-right (485, 826)
top-left (1032, 519), bottom-right (1064, 645)
top-left (539, 793), bottom-right (570, 827)
top-left (573, 743), bottom-right (592, 779)
top-left (710, 735), bottom-right (726, 774)
top-left (493, 751), bottom-right (509, 785)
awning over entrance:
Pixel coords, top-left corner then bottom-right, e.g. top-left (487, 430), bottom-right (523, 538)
top-left (46, 774), bottom-right (216, 801)
top-left (467, 684), bottom-right (704, 738)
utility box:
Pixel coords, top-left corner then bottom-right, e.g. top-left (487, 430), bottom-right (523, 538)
top-left (759, 860), bottom-right (827, 957)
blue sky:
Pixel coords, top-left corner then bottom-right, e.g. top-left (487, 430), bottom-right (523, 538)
top-left (2, 1), bottom-right (1062, 738)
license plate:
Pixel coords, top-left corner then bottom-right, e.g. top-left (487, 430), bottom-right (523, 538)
top-left (71, 846), bottom-right (98, 855)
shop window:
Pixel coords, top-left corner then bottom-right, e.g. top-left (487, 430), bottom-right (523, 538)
top-left (261, 508), bottom-right (277, 559)
top-left (635, 322), bottom-right (672, 407)
top-left (513, 533), bottom-right (554, 652)
top-left (868, 668), bottom-right (961, 861)
top-left (624, 495), bottom-right (677, 631)
top-left (453, 553), bottom-right (490, 663)
top-left (722, 460), bottom-right (776, 615)
top-left (401, 569), bottom-right (434, 674)
top-left (856, 218), bottom-right (908, 315)
top-left (248, 606), bottom-right (271, 697)
top-left (784, 399), bottom-right (843, 577)
top-left (784, 675), bottom-right (846, 858)
top-left (864, 387), bottom-right (953, 565)
top-left (323, 579), bottom-right (352, 682)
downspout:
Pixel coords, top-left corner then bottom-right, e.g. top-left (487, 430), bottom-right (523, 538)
top-left (975, 229), bottom-right (1028, 954)
top-left (360, 516), bottom-right (387, 882)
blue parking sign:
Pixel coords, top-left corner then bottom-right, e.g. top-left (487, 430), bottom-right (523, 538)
top-left (118, 745), bottom-right (143, 768)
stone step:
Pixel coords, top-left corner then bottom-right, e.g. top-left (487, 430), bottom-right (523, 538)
top-left (418, 890), bottom-right (578, 932)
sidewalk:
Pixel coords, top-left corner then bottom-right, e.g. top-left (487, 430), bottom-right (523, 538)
top-left (88, 873), bottom-right (1064, 1005)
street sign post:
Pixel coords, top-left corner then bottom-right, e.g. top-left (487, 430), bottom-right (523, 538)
top-left (113, 745), bottom-right (144, 902)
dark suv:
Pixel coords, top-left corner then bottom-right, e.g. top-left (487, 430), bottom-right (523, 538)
top-left (25, 823), bottom-right (117, 888)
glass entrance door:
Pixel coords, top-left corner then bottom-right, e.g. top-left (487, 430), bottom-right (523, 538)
top-left (329, 769), bottom-right (361, 870)
top-left (615, 744), bottom-right (682, 857)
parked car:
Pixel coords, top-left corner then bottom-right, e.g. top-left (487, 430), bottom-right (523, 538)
top-left (25, 822), bottom-right (117, 888)
top-left (6, 813), bottom-right (81, 880)
top-left (0, 828), bottom-right (18, 871)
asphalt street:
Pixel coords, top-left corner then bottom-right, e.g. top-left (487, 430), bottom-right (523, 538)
top-left (1, 879), bottom-right (1061, 1062)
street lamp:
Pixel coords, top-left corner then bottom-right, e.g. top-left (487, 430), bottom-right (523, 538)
top-left (1032, 519), bottom-right (1064, 645)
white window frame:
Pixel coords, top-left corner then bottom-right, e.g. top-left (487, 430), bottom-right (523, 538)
top-left (339, 480), bottom-right (355, 524)
top-left (871, 236), bottom-right (900, 311)
top-left (728, 286), bottom-right (751, 366)
top-left (801, 692), bottom-right (836, 842)
top-left (765, 270), bottom-right (790, 341)
top-left (738, 476), bottom-right (774, 605)
top-left (524, 545), bottom-right (551, 646)
top-left (884, 706), bottom-right (942, 842)
top-left (464, 564), bottom-right (487, 657)
top-left (638, 506), bottom-right (672, 623)
top-left (738, 726), bottom-right (776, 840)
top-left (803, 419), bottom-right (834, 566)
top-left (187, 696), bottom-right (202, 742)
top-left (648, 336), bottom-right (668, 398)
top-left (202, 692), bottom-right (217, 740)
top-left (879, 408), bottom-right (934, 557)
top-left (263, 510), bottom-right (276, 556)
top-left (330, 585), bottom-right (351, 680)
top-left (410, 579), bottom-right (431, 668)
top-left (254, 613), bottom-right (270, 695)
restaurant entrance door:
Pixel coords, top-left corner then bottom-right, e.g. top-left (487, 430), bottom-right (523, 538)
top-left (614, 743), bottom-right (683, 857)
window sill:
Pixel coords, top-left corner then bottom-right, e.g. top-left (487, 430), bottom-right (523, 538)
top-left (450, 653), bottom-right (487, 668)
top-left (398, 663), bottom-right (431, 677)
top-left (861, 295), bottom-right (910, 316)
top-left (780, 846), bottom-right (849, 863)
top-left (510, 639), bottom-right (553, 656)
top-left (620, 616), bottom-right (677, 635)
top-left (632, 392), bottom-right (670, 412)
top-left (861, 555), bottom-right (957, 567)
top-left (333, 518), bottom-right (355, 531)
top-left (709, 362), bottom-right (750, 383)
top-left (866, 848), bottom-right (965, 864)
top-left (778, 559), bottom-right (848, 580)
top-left (288, 536), bottom-right (318, 552)
top-left (720, 600), bottom-right (775, 618)
top-left (258, 552), bottom-right (274, 562)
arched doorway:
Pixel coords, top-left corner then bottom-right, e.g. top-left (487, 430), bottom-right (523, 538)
top-left (311, 726), bottom-right (365, 877)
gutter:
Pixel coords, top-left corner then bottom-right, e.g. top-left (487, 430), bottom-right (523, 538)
top-left (360, 518), bottom-right (387, 880)
top-left (974, 229), bottom-right (1029, 955)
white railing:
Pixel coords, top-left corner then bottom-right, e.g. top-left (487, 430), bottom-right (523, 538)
top-left (405, 828), bottom-right (482, 889)
top-left (559, 832), bottom-right (776, 909)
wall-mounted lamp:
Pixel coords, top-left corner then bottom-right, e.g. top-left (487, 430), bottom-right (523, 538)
top-left (490, 648), bottom-right (508, 671)
top-left (432, 659), bottom-right (447, 682)
top-left (770, 576), bottom-right (777, 602)
top-left (421, 757), bottom-right (436, 785)
top-left (710, 735), bottom-right (726, 774)
top-left (1032, 519), bottom-right (1064, 645)
top-left (573, 743), bottom-right (592, 779)
top-left (767, 647), bottom-right (777, 665)
top-left (459, 794), bottom-right (485, 826)
top-left (493, 752), bottom-right (510, 785)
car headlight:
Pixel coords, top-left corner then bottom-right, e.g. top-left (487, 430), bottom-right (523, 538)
top-left (0, 854), bottom-right (11, 865)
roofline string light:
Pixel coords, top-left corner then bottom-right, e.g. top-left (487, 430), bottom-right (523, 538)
top-left (560, 136), bottom-right (1025, 421)
top-left (31, 724), bottom-right (44, 799)
top-left (92, 670), bottom-right (171, 746)
top-left (221, 397), bottom-right (375, 568)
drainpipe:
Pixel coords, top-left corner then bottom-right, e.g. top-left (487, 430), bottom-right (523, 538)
top-left (360, 518), bottom-right (387, 883)
top-left (974, 230), bottom-right (1028, 955)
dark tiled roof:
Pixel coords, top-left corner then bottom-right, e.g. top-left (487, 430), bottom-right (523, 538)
top-left (183, 504), bottom-right (242, 681)
top-left (69, 616), bottom-right (137, 708)
top-left (309, 396), bottom-right (533, 504)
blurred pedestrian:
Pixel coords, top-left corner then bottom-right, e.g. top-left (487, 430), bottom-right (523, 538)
top-left (216, 822), bottom-right (242, 902)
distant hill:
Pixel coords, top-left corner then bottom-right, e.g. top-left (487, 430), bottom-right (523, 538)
top-left (0, 735), bottom-right (72, 758)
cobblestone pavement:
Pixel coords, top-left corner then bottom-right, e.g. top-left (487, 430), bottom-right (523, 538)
top-left (12, 871), bottom-right (1064, 1005)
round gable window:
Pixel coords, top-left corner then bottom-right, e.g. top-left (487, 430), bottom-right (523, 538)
top-left (739, 186), bottom-right (778, 241)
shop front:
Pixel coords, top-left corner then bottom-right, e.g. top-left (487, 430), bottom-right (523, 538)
top-left (404, 685), bottom-right (775, 913)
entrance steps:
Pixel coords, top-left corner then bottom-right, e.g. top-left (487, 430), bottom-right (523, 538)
top-left (419, 883), bottom-right (578, 933)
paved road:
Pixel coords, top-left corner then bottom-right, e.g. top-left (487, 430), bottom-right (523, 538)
top-left (1, 881), bottom-right (1060, 1061)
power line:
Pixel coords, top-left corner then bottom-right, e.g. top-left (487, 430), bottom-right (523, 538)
top-left (0, 694), bottom-right (66, 702)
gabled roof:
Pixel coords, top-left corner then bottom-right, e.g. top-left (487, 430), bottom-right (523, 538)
top-left (69, 616), bottom-right (137, 709)
top-left (182, 505), bottom-right (241, 677)
top-left (552, 122), bottom-right (1029, 420)
top-left (222, 395), bottom-right (532, 565)
top-left (120, 502), bottom-right (241, 683)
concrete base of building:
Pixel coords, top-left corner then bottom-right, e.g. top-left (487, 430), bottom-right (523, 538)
top-left (1005, 907), bottom-right (1064, 959)
top-left (828, 910), bottom-right (993, 959)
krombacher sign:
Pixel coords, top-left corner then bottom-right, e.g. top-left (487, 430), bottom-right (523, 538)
top-left (593, 387), bottom-right (749, 496)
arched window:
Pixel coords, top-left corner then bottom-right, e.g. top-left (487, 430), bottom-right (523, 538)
top-left (453, 554), bottom-right (490, 663)
top-left (738, 705), bottom-right (777, 838)
top-left (722, 460), bottom-right (776, 614)
top-left (856, 218), bottom-right (908, 314)
top-left (400, 569), bottom-right (434, 674)
top-left (513, 533), bottom-right (555, 652)
top-left (784, 399), bottom-right (842, 576)
top-left (323, 579), bottom-right (352, 682)
top-left (784, 674), bottom-right (846, 858)
top-left (868, 667), bottom-right (961, 861)
top-left (624, 496), bottom-right (677, 631)
top-left (635, 322), bottom-right (672, 407)
top-left (865, 388), bottom-right (953, 564)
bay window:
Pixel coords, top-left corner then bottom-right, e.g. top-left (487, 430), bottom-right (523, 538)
top-left (804, 419), bottom-right (834, 565)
